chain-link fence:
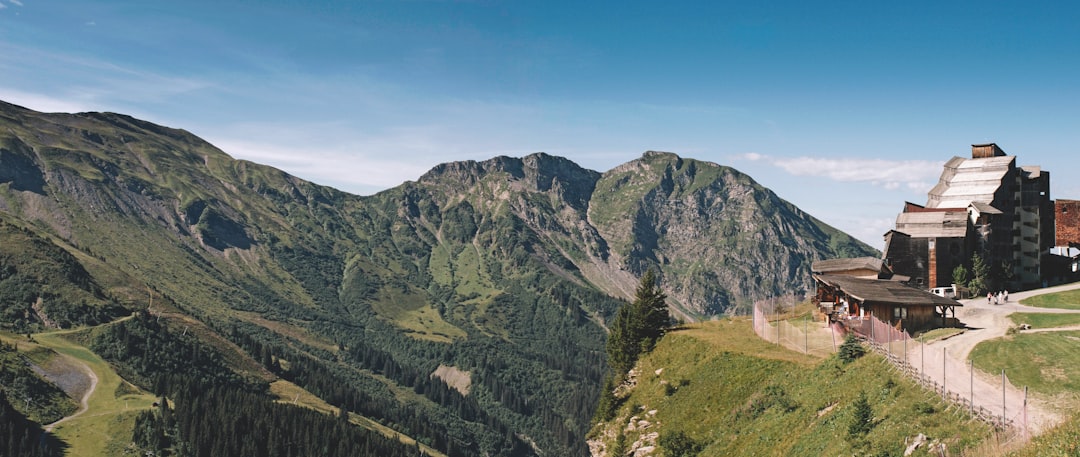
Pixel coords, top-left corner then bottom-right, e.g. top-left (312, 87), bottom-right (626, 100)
top-left (752, 300), bottom-right (1030, 438)
top-left (751, 297), bottom-right (838, 357)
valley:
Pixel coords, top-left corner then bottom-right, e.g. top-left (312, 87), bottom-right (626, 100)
top-left (2, 100), bottom-right (1079, 456)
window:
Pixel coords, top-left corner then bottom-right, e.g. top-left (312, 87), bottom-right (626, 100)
top-left (893, 307), bottom-right (908, 320)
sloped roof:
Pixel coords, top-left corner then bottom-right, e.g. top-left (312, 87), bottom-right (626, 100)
top-left (812, 257), bottom-right (885, 274)
top-left (969, 201), bottom-right (1003, 215)
top-left (927, 155), bottom-right (1014, 209)
top-left (814, 274), bottom-right (962, 307)
top-left (895, 211), bottom-right (968, 238)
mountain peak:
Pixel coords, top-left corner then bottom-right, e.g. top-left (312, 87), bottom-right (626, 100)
top-left (642, 150), bottom-right (682, 160)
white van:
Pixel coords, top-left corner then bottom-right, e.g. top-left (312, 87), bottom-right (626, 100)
top-left (929, 286), bottom-right (956, 299)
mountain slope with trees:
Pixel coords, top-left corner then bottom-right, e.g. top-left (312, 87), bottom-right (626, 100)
top-left (0, 100), bottom-right (875, 456)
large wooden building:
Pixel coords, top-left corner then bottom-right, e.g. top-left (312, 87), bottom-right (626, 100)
top-left (814, 273), bottom-right (962, 334)
top-left (883, 143), bottom-right (1053, 291)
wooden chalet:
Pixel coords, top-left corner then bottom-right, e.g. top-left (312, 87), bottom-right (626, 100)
top-left (814, 273), bottom-right (962, 334)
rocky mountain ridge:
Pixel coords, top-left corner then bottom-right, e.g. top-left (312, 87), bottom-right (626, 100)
top-left (0, 100), bottom-right (876, 456)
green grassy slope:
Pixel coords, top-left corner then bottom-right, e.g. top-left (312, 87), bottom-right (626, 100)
top-left (591, 319), bottom-right (995, 457)
top-left (0, 100), bottom-right (887, 456)
top-left (1018, 288), bottom-right (1080, 309)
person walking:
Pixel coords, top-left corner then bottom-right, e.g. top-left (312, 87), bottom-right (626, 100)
top-left (1003, 290), bottom-right (1009, 303)
top-left (987, 292), bottom-right (993, 305)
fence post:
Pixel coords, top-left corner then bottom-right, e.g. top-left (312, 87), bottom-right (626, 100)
top-left (830, 322), bottom-right (836, 353)
top-left (942, 348), bottom-right (947, 401)
top-left (1002, 370), bottom-right (1006, 430)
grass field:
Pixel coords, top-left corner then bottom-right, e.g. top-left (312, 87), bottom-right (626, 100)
top-left (1008, 313), bottom-right (1080, 329)
top-left (371, 286), bottom-right (466, 343)
top-left (1019, 289), bottom-right (1080, 310)
top-left (592, 318), bottom-right (994, 457)
top-left (1010, 413), bottom-right (1080, 457)
top-left (970, 331), bottom-right (1080, 397)
top-left (970, 329), bottom-right (1080, 456)
top-left (28, 328), bottom-right (158, 456)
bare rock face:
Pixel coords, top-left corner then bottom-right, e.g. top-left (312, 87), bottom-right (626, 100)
top-left (586, 151), bottom-right (876, 316)
top-left (415, 150), bottom-right (877, 318)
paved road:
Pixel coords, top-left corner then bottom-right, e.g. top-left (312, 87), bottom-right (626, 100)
top-left (910, 281), bottom-right (1080, 435)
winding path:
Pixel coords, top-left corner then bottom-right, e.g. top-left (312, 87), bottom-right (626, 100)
top-left (43, 354), bottom-right (98, 433)
top-left (909, 281), bottom-right (1080, 435)
top-left (29, 312), bottom-right (139, 440)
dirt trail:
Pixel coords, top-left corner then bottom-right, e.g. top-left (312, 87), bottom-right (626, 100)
top-left (909, 281), bottom-right (1080, 435)
top-left (33, 313), bottom-right (133, 434)
top-left (43, 354), bottom-right (98, 433)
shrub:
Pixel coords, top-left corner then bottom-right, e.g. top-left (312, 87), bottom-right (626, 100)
top-left (838, 334), bottom-right (865, 364)
top-left (660, 430), bottom-right (703, 457)
top-left (912, 401), bottom-right (936, 414)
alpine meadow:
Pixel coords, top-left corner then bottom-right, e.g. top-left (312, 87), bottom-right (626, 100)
top-left (0, 100), bottom-right (879, 456)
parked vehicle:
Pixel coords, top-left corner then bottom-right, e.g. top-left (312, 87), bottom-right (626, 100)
top-left (929, 286), bottom-right (956, 299)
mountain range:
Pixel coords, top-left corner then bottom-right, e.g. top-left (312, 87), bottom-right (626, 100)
top-left (0, 100), bottom-right (875, 456)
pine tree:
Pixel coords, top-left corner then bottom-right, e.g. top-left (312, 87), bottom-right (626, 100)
top-left (605, 270), bottom-right (670, 378)
top-left (605, 304), bottom-right (638, 378)
top-left (848, 392), bottom-right (873, 437)
top-left (630, 269), bottom-right (670, 353)
top-left (838, 334), bottom-right (865, 364)
top-left (592, 374), bottom-right (620, 423)
top-left (951, 264), bottom-right (969, 290)
top-left (970, 253), bottom-right (990, 295)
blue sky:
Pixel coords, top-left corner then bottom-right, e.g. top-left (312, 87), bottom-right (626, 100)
top-left (2, 1), bottom-right (1079, 249)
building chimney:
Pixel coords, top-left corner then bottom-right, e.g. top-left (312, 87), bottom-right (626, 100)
top-left (928, 238), bottom-right (938, 288)
top-left (972, 143), bottom-right (1005, 159)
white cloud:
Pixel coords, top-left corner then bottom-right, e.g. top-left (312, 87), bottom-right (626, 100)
top-left (0, 3), bottom-right (7, 9)
top-left (736, 153), bottom-right (943, 191)
top-left (0, 88), bottom-right (94, 113)
top-left (8, 0), bottom-right (21, 6)
top-left (201, 121), bottom-right (501, 195)
top-left (211, 138), bottom-right (430, 193)
top-left (0, 43), bottom-right (212, 114)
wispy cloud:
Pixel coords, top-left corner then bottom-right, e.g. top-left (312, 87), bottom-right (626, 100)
top-left (737, 153), bottom-right (941, 191)
top-left (0, 43), bottom-right (213, 115)
top-left (202, 121), bottom-right (503, 195)
top-left (8, 0), bottom-right (22, 6)
top-left (211, 137), bottom-right (431, 194)
top-left (0, 88), bottom-right (95, 113)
